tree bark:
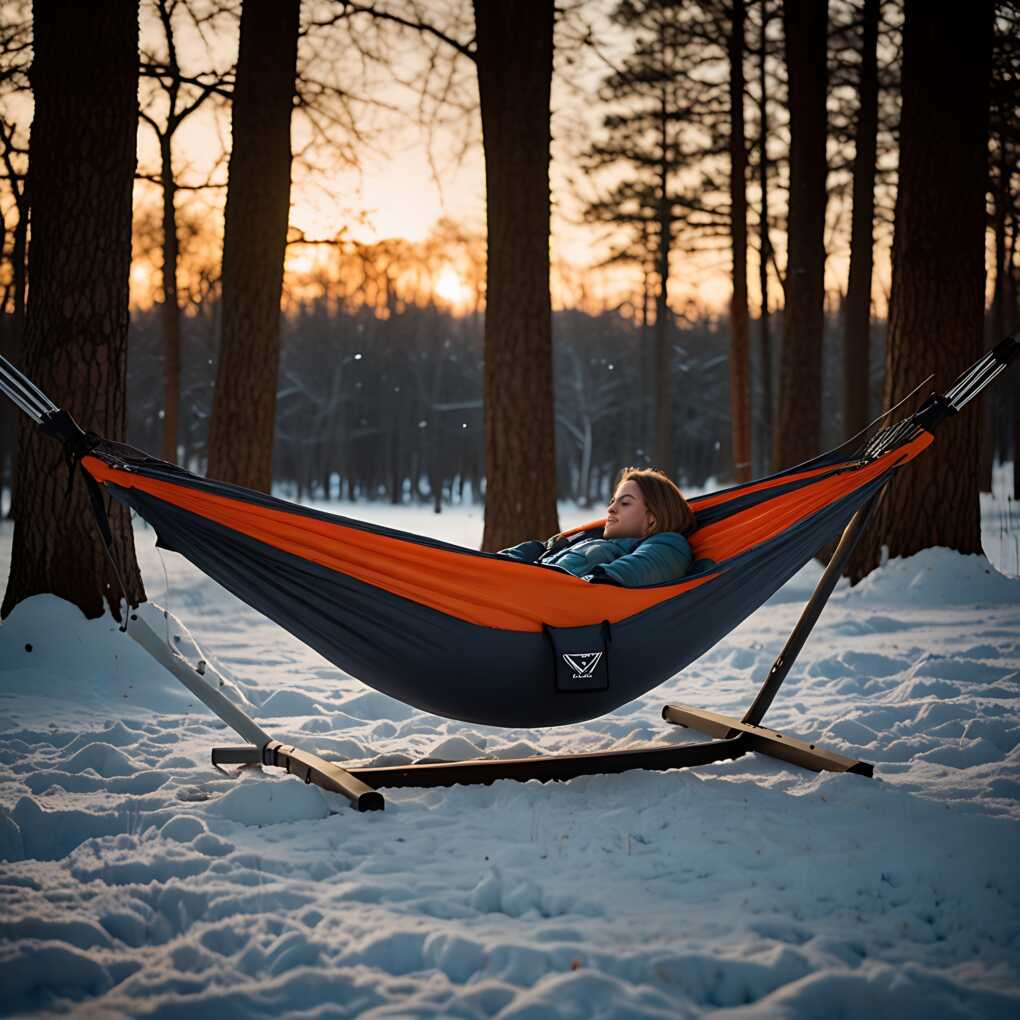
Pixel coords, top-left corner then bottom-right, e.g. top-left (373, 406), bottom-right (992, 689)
top-left (1014, 378), bottom-right (1019, 500)
top-left (206, 0), bottom-right (299, 491)
top-left (654, 144), bottom-right (673, 475)
top-left (0, 175), bottom-right (27, 518)
top-left (475, 0), bottom-right (559, 551)
top-left (2, 0), bottom-right (145, 620)
top-left (773, 0), bottom-right (828, 471)
top-left (756, 0), bottom-right (773, 475)
top-left (842, 0), bottom-right (880, 441)
top-left (847, 0), bottom-right (993, 582)
top-left (653, 62), bottom-right (674, 477)
top-left (990, 130), bottom-right (1009, 345)
top-left (981, 119), bottom-right (1012, 493)
top-left (728, 0), bottom-right (751, 482)
top-left (159, 138), bottom-right (182, 464)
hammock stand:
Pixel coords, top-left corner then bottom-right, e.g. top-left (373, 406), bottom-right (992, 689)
top-left (190, 495), bottom-right (880, 813)
top-left (1, 338), bottom-right (1016, 812)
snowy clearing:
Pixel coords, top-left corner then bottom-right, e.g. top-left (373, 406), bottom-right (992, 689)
top-left (0, 477), bottom-right (1018, 1019)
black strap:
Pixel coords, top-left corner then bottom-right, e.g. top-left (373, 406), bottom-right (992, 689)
top-left (38, 409), bottom-right (134, 626)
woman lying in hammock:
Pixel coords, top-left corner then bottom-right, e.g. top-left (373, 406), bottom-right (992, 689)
top-left (498, 468), bottom-right (695, 586)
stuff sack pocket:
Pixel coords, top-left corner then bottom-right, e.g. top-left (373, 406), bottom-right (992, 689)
top-left (544, 620), bottom-right (611, 693)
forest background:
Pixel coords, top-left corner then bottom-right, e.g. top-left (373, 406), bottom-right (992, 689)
top-left (0, 0), bottom-right (1018, 619)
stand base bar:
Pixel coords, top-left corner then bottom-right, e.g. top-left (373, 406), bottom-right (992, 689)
top-left (211, 743), bottom-right (385, 811)
top-left (346, 735), bottom-right (749, 790)
top-left (211, 745), bottom-right (261, 765)
top-left (213, 709), bottom-right (869, 809)
top-left (264, 741), bottom-right (385, 811)
top-left (662, 703), bottom-right (873, 777)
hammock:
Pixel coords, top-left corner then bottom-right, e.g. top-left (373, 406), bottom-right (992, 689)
top-left (1, 337), bottom-right (1016, 810)
top-left (77, 433), bottom-right (929, 728)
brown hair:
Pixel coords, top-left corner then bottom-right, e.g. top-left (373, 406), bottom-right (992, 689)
top-left (614, 467), bottom-right (696, 536)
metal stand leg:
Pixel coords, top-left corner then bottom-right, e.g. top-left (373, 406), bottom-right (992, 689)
top-left (128, 615), bottom-right (384, 811)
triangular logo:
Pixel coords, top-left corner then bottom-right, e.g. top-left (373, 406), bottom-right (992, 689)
top-left (562, 651), bottom-right (602, 678)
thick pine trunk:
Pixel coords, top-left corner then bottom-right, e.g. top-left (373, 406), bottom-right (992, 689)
top-left (1014, 384), bottom-right (1019, 500)
top-left (847, 1), bottom-right (993, 582)
top-left (1, 180), bottom-right (28, 518)
top-left (773, 0), bottom-right (828, 471)
top-left (1012, 208), bottom-right (1020, 500)
top-left (475, 1), bottom-right (559, 551)
top-left (2, 0), bottom-right (145, 620)
top-left (756, 0), bottom-right (773, 475)
top-left (206, 0), bottom-right (299, 491)
top-left (842, 0), bottom-right (880, 441)
top-left (728, 0), bottom-right (751, 483)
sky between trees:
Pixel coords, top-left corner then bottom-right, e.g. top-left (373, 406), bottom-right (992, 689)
top-left (0, 0), bottom-right (956, 320)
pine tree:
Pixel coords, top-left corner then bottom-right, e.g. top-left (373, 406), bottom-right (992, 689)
top-left (773, 0), bottom-right (828, 472)
top-left (2, 0), bottom-right (145, 620)
top-left (206, 0), bottom-right (300, 491)
top-left (841, 0), bottom-right (881, 441)
top-left (583, 0), bottom-right (713, 477)
top-left (848, 0), bottom-right (994, 581)
top-left (474, 0), bottom-right (560, 550)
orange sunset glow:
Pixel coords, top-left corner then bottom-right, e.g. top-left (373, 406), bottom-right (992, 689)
top-left (110, 0), bottom-right (882, 322)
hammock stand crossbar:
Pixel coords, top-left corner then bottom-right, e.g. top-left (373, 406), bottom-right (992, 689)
top-left (1, 335), bottom-right (1017, 813)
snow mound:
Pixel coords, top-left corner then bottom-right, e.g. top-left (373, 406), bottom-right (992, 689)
top-left (425, 735), bottom-right (485, 761)
top-left (208, 777), bottom-right (330, 825)
top-left (259, 688), bottom-right (326, 717)
top-left (60, 742), bottom-right (139, 778)
top-left (339, 690), bottom-right (417, 721)
top-left (159, 815), bottom-right (207, 843)
top-left (0, 595), bottom-right (194, 712)
top-left (848, 548), bottom-right (1020, 606)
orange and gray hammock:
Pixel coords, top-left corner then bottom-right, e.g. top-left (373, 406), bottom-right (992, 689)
top-left (1, 337), bottom-right (1016, 811)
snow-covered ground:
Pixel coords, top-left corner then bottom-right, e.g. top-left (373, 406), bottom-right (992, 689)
top-left (1, 473), bottom-right (1019, 1019)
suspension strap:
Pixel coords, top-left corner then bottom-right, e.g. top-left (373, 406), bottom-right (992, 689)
top-left (38, 408), bottom-right (134, 625)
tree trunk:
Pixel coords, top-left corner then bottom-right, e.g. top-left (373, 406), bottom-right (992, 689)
top-left (641, 246), bottom-right (654, 452)
top-left (728, 0), bottom-right (751, 483)
top-left (475, 0), bottom-right (559, 551)
top-left (2, 0), bottom-right (145, 620)
top-left (160, 138), bottom-right (182, 465)
top-left (654, 96), bottom-right (673, 475)
top-left (981, 124), bottom-right (1012, 493)
top-left (757, 0), bottom-right (773, 475)
top-left (842, 0), bottom-right (880, 441)
top-left (847, 0), bottom-right (993, 582)
top-left (773, 0), bottom-right (828, 471)
top-left (1012, 201), bottom-right (1020, 500)
top-left (1011, 208), bottom-right (1020, 501)
top-left (1, 172), bottom-right (29, 519)
top-left (990, 130), bottom-right (1009, 344)
top-left (1014, 382), bottom-right (1019, 500)
top-left (206, 0), bottom-right (299, 491)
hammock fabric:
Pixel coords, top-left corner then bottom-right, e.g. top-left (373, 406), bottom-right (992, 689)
top-left (75, 431), bottom-right (932, 728)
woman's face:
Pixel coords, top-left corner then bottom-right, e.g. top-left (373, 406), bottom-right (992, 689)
top-left (603, 479), bottom-right (653, 539)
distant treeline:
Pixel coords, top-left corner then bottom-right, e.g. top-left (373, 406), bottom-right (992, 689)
top-left (122, 299), bottom-right (893, 508)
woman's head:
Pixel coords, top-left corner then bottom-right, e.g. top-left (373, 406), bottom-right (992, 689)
top-left (603, 468), bottom-right (695, 540)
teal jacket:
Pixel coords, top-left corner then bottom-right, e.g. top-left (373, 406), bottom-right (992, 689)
top-left (499, 531), bottom-right (693, 586)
